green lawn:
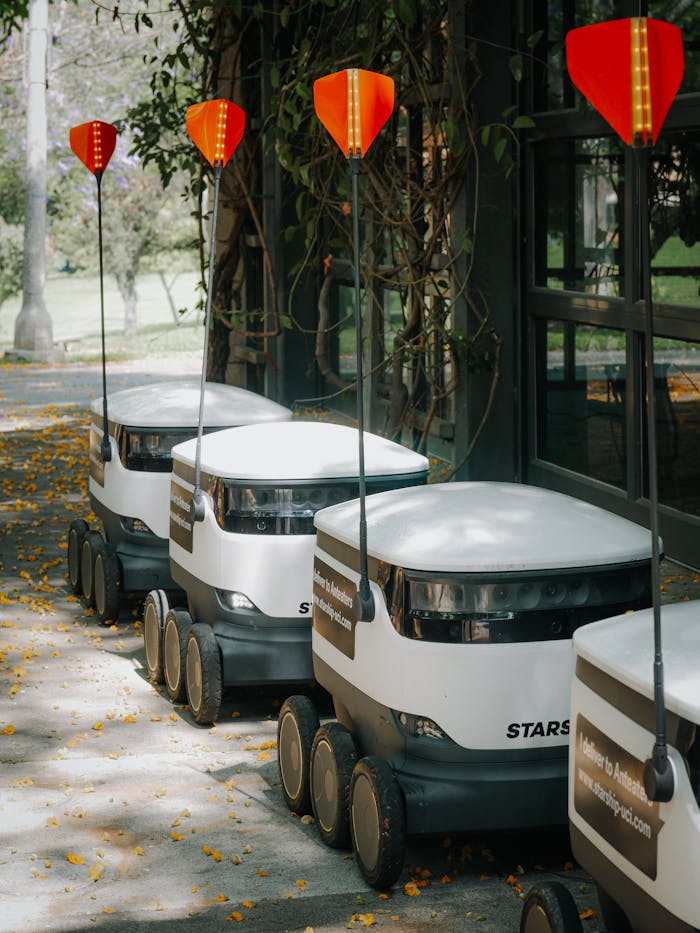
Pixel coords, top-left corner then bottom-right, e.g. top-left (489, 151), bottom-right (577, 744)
top-left (0, 270), bottom-right (204, 362)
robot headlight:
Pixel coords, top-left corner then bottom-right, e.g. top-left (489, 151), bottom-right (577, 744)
top-left (121, 429), bottom-right (193, 473)
top-left (217, 589), bottom-right (259, 612)
top-left (216, 483), bottom-right (353, 535)
top-left (396, 711), bottom-right (449, 741)
top-left (393, 564), bottom-right (652, 645)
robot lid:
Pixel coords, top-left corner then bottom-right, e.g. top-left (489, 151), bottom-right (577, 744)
top-left (171, 421), bottom-right (429, 482)
top-left (313, 481), bottom-right (654, 572)
top-left (573, 600), bottom-right (700, 724)
top-left (90, 381), bottom-right (291, 430)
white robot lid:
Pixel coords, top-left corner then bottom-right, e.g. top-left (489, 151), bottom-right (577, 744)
top-left (574, 600), bottom-right (700, 723)
top-left (172, 421), bottom-right (429, 481)
top-left (90, 381), bottom-right (291, 429)
top-left (313, 481), bottom-right (654, 571)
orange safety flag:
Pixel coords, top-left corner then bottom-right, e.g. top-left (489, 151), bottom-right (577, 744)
top-left (566, 17), bottom-right (683, 146)
top-left (314, 68), bottom-right (394, 157)
top-left (186, 99), bottom-right (246, 167)
top-left (69, 121), bottom-right (117, 175)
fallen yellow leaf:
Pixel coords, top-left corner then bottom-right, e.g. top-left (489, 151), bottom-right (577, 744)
top-left (66, 852), bottom-right (84, 865)
top-left (89, 861), bottom-right (105, 881)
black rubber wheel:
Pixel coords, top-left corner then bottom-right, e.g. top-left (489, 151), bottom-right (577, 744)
top-left (277, 695), bottom-right (320, 814)
top-left (185, 623), bottom-right (222, 726)
top-left (162, 609), bottom-right (192, 703)
top-left (93, 539), bottom-right (122, 625)
top-left (67, 519), bottom-right (89, 594)
top-left (310, 721), bottom-right (358, 848)
top-left (80, 530), bottom-right (104, 608)
top-left (520, 882), bottom-right (584, 933)
top-left (143, 589), bottom-right (169, 684)
top-left (349, 756), bottom-right (405, 890)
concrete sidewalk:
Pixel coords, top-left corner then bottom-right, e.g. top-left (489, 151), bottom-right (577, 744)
top-left (1, 361), bottom-right (697, 933)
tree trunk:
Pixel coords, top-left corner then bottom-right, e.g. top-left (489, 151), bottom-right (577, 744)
top-left (115, 269), bottom-right (138, 336)
top-left (14, 0), bottom-right (53, 355)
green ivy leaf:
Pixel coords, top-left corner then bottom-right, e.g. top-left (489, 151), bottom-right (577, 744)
top-left (396, 0), bottom-right (417, 29)
top-left (512, 115), bottom-right (536, 129)
top-left (508, 54), bottom-right (523, 82)
top-left (493, 137), bottom-right (507, 163)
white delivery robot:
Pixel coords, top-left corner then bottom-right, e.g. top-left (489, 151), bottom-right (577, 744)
top-left (145, 420), bottom-right (429, 726)
top-left (520, 599), bottom-right (700, 933)
top-left (277, 481), bottom-right (655, 889)
top-left (67, 381), bottom-right (291, 624)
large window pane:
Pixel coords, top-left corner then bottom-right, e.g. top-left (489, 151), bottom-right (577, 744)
top-left (643, 338), bottom-right (700, 517)
top-left (539, 320), bottom-right (626, 488)
top-left (650, 1), bottom-right (700, 94)
top-left (650, 131), bottom-right (700, 309)
top-left (534, 139), bottom-right (625, 294)
top-left (532, 0), bottom-right (620, 112)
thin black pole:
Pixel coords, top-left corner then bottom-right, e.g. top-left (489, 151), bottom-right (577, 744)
top-left (637, 145), bottom-right (673, 802)
top-left (193, 163), bottom-right (223, 521)
top-left (350, 155), bottom-right (374, 622)
top-left (96, 171), bottom-right (110, 462)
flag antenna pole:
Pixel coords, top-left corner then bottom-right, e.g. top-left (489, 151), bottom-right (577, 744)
top-left (185, 99), bottom-right (246, 522)
top-left (69, 120), bottom-right (118, 463)
top-left (565, 15), bottom-right (684, 803)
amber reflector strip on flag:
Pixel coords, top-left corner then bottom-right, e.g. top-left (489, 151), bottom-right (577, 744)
top-left (69, 121), bottom-right (117, 175)
top-left (566, 17), bottom-right (683, 146)
top-left (186, 99), bottom-right (246, 168)
top-left (314, 68), bottom-right (394, 157)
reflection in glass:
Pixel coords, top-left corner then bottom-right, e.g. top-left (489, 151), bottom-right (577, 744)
top-left (650, 132), bottom-right (700, 309)
top-left (531, 0), bottom-right (618, 112)
top-left (650, 1), bottom-right (700, 94)
top-left (539, 320), bottom-right (626, 488)
top-left (644, 338), bottom-right (700, 518)
top-left (534, 139), bottom-right (624, 294)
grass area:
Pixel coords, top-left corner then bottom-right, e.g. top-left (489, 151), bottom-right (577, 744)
top-left (0, 270), bottom-right (204, 362)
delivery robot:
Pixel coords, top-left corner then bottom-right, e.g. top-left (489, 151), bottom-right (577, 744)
top-left (277, 481), bottom-right (656, 889)
top-left (67, 380), bottom-right (291, 624)
top-left (147, 420), bottom-right (429, 725)
top-left (520, 599), bottom-right (700, 933)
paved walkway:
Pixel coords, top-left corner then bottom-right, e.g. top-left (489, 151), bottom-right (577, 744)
top-left (1, 362), bottom-right (698, 933)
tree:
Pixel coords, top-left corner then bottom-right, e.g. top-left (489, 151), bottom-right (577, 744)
top-left (125, 0), bottom-right (528, 453)
top-left (13, 0), bottom-right (53, 355)
top-left (44, 0), bottom-right (196, 334)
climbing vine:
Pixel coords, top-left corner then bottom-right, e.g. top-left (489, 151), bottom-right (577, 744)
top-left (122, 0), bottom-right (534, 454)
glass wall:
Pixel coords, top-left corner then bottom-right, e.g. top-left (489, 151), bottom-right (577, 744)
top-left (538, 321), bottom-right (627, 489)
top-left (534, 139), bottom-right (625, 294)
top-left (646, 337), bottom-right (700, 518)
top-left (524, 0), bottom-right (700, 565)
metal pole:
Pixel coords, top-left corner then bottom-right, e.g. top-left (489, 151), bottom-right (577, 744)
top-left (637, 145), bottom-right (673, 802)
top-left (350, 156), bottom-right (374, 622)
top-left (97, 171), bottom-right (111, 462)
top-left (193, 163), bottom-right (223, 520)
